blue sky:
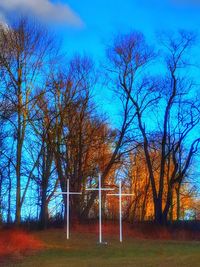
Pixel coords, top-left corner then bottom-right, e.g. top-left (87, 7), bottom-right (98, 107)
top-left (58, 0), bottom-right (200, 57)
top-left (1, 1), bottom-right (200, 219)
top-left (0, 0), bottom-right (199, 122)
top-left (1, 0), bottom-right (200, 57)
top-left (50, 0), bottom-right (200, 119)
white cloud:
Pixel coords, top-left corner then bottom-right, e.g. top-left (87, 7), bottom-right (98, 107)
top-left (0, 8), bottom-right (7, 25)
top-left (0, 0), bottom-right (83, 27)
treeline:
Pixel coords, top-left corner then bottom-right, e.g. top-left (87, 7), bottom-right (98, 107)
top-left (0, 18), bottom-right (199, 228)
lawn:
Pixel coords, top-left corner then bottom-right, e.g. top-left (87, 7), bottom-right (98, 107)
top-left (2, 228), bottom-right (200, 267)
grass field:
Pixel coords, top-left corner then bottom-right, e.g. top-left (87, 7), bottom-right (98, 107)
top-left (1, 226), bottom-right (200, 267)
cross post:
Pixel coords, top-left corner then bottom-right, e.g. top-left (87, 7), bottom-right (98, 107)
top-left (54, 179), bottom-right (82, 239)
top-left (86, 173), bottom-right (114, 244)
top-left (108, 180), bottom-right (134, 242)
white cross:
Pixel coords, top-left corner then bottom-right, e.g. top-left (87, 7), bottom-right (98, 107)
top-left (86, 173), bottom-right (114, 244)
top-left (108, 180), bottom-right (134, 242)
top-left (55, 179), bottom-right (82, 239)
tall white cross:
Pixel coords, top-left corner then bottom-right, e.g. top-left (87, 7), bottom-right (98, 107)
top-left (86, 173), bottom-right (114, 244)
top-left (55, 179), bottom-right (82, 239)
top-left (108, 180), bottom-right (134, 242)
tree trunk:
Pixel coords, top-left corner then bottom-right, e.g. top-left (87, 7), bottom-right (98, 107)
top-left (16, 136), bottom-right (22, 225)
top-left (7, 173), bottom-right (12, 223)
top-left (169, 188), bottom-right (174, 223)
top-left (40, 183), bottom-right (48, 229)
top-left (39, 143), bottom-right (53, 229)
top-left (154, 199), bottom-right (164, 224)
top-left (176, 184), bottom-right (181, 220)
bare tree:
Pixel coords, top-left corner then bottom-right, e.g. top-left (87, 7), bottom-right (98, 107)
top-left (107, 31), bottom-right (200, 224)
top-left (0, 18), bottom-right (54, 224)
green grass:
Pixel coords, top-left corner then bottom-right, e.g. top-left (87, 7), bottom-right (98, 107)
top-left (3, 229), bottom-right (200, 267)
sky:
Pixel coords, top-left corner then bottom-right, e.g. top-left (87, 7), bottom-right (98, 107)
top-left (1, 1), bottom-right (200, 219)
top-left (0, 0), bottom-right (200, 123)
top-left (64, 0), bottom-right (200, 57)
top-left (1, 0), bottom-right (200, 57)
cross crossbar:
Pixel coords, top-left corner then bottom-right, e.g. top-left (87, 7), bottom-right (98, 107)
top-left (108, 193), bottom-right (134, 196)
top-left (55, 192), bottom-right (82, 195)
top-left (108, 180), bottom-right (134, 242)
top-left (86, 174), bottom-right (114, 244)
top-left (86, 188), bottom-right (114, 191)
top-left (54, 179), bottom-right (82, 240)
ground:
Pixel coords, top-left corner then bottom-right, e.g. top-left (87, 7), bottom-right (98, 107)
top-left (1, 225), bottom-right (200, 267)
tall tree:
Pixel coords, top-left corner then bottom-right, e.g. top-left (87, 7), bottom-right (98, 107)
top-left (0, 18), bottom-right (54, 224)
top-left (107, 31), bottom-right (200, 224)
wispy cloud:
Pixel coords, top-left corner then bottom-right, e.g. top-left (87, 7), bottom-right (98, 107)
top-left (0, 12), bottom-right (6, 24)
top-left (0, 0), bottom-right (83, 27)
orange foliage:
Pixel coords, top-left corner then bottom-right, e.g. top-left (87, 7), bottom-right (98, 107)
top-left (105, 147), bottom-right (196, 221)
top-left (0, 229), bottom-right (44, 259)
